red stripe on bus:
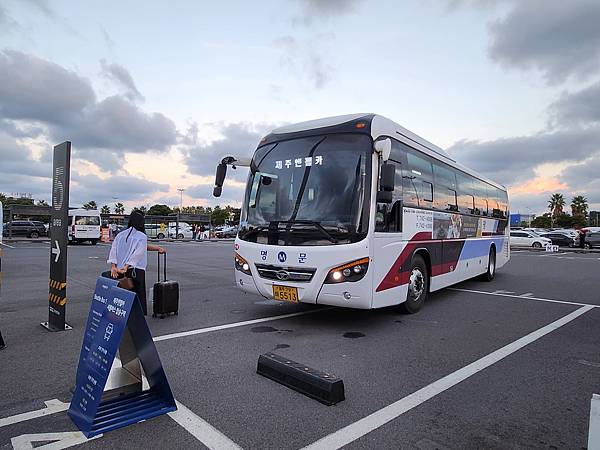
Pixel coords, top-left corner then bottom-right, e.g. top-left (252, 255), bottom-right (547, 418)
top-left (375, 233), bottom-right (461, 292)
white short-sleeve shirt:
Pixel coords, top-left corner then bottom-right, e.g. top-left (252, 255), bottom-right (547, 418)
top-left (107, 228), bottom-right (148, 270)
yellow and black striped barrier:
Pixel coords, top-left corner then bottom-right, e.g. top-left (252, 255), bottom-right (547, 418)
top-left (48, 292), bottom-right (67, 306)
top-left (49, 279), bottom-right (67, 291)
top-left (48, 277), bottom-right (67, 306)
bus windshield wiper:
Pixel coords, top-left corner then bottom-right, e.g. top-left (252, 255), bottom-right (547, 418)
top-left (275, 220), bottom-right (338, 243)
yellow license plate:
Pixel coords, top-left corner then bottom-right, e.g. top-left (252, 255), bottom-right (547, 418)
top-left (272, 285), bottom-right (299, 303)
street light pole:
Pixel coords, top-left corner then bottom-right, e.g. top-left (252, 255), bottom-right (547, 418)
top-left (177, 188), bottom-right (185, 211)
top-left (176, 188), bottom-right (185, 240)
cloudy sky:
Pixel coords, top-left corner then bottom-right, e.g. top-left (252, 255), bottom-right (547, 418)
top-left (1, 0), bottom-right (599, 215)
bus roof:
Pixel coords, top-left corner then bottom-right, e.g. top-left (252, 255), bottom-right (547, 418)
top-left (268, 113), bottom-right (505, 191)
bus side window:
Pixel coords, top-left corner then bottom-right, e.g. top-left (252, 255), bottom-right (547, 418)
top-left (488, 187), bottom-right (501, 218)
top-left (494, 187), bottom-right (508, 219)
top-left (432, 163), bottom-right (457, 211)
top-left (403, 151), bottom-right (433, 208)
top-left (457, 173), bottom-right (475, 215)
top-left (474, 182), bottom-right (488, 216)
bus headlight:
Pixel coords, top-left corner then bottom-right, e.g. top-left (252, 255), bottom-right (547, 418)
top-left (325, 257), bottom-right (369, 284)
top-left (234, 252), bottom-right (252, 275)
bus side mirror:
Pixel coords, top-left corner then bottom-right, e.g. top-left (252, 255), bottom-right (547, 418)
top-left (380, 162), bottom-right (395, 192)
top-left (213, 163), bottom-right (227, 197)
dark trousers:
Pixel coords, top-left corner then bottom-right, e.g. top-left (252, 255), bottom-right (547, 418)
top-left (0, 330), bottom-right (5, 348)
top-left (102, 268), bottom-right (147, 315)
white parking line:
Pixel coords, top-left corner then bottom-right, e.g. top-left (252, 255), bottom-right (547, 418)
top-left (448, 287), bottom-right (599, 308)
top-left (169, 400), bottom-right (243, 450)
top-left (302, 305), bottom-right (594, 450)
top-left (154, 308), bottom-right (329, 342)
top-left (0, 399), bottom-right (69, 428)
top-left (0, 242), bottom-right (15, 248)
top-left (11, 431), bottom-right (100, 449)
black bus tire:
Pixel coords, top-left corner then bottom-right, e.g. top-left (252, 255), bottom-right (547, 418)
top-left (399, 254), bottom-right (428, 314)
top-left (479, 247), bottom-right (496, 281)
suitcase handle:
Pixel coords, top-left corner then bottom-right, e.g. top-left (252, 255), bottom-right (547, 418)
top-left (157, 252), bottom-right (167, 281)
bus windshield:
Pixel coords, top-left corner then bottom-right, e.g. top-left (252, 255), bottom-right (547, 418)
top-left (239, 133), bottom-right (371, 246)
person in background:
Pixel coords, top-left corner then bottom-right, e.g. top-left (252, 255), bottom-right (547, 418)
top-left (192, 224), bottom-right (197, 241)
top-left (107, 211), bottom-right (165, 315)
top-left (0, 329), bottom-right (5, 350)
top-left (579, 229), bottom-right (587, 249)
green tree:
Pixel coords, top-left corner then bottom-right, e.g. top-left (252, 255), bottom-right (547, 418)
top-left (36, 199), bottom-right (49, 206)
top-left (100, 205), bottom-right (111, 214)
top-left (554, 213), bottom-right (574, 228)
top-left (83, 200), bottom-right (97, 210)
top-left (530, 214), bottom-right (551, 228)
top-left (211, 206), bottom-right (229, 226)
top-left (548, 193), bottom-right (565, 218)
top-left (147, 204), bottom-right (172, 216)
top-left (114, 202), bottom-right (125, 214)
top-left (570, 195), bottom-right (588, 219)
top-left (0, 194), bottom-right (34, 206)
top-left (132, 205), bottom-right (148, 214)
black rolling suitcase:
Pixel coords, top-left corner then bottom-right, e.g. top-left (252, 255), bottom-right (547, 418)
top-left (152, 253), bottom-right (179, 318)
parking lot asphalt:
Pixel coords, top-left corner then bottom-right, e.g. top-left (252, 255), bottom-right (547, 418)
top-left (1, 242), bottom-right (599, 449)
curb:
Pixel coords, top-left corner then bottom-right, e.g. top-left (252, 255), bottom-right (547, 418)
top-left (510, 245), bottom-right (600, 254)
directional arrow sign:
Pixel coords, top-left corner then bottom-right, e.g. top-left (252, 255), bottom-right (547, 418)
top-left (43, 141), bottom-right (71, 332)
top-left (52, 240), bottom-right (61, 262)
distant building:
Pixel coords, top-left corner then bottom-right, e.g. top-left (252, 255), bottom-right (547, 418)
top-left (590, 211), bottom-right (600, 227)
top-left (510, 213), bottom-right (535, 227)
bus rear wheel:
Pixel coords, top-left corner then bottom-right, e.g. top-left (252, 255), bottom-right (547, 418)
top-left (400, 254), bottom-right (428, 314)
top-left (479, 247), bottom-right (496, 281)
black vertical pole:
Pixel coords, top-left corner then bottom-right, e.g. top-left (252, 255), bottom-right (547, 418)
top-left (41, 141), bottom-right (72, 331)
top-left (0, 237), bottom-right (5, 349)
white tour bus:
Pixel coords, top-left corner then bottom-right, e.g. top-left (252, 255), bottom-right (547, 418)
top-left (213, 114), bottom-right (509, 313)
top-left (68, 208), bottom-right (102, 245)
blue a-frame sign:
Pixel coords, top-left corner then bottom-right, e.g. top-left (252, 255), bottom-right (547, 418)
top-left (68, 277), bottom-right (176, 437)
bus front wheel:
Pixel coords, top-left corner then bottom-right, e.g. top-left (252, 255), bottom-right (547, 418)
top-left (400, 254), bottom-right (428, 314)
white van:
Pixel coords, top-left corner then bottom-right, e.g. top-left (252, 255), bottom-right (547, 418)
top-left (68, 209), bottom-right (101, 244)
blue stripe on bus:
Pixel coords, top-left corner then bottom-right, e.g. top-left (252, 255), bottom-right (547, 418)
top-left (458, 237), bottom-right (505, 260)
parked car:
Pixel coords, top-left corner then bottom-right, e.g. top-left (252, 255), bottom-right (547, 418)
top-left (509, 230), bottom-right (552, 248)
top-left (2, 220), bottom-right (47, 238)
top-left (168, 222), bottom-right (193, 239)
top-left (523, 227), bottom-right (552, 234)
top-left (553, 229), bottom-right (579, 238)
top-left (540, 232), bottom-right (576, 247)
top-left (583, 231), bottom-right (600, 249)
top-left (215, 226), bottom-right (238, 238)
top-left (582, 227), bottom-right (600, 233)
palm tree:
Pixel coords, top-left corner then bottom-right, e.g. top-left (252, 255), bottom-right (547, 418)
top-left (114, 202), bottom-right (125, 214)
top-left (570, 195), bottom-right (588, 218)
top-left (548, 193), bottom-right (565, 217)
top-left (101, 205), bottom-right (111, 214)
